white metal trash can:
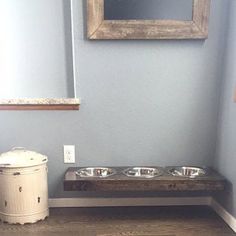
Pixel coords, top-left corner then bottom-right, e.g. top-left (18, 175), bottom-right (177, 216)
top-left (0, 148), bottom-right (49, 224)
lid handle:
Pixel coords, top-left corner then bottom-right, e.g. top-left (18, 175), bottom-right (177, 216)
top-left (11, 147), bottom-right (26, 151)
top-left (0, 164), bottom-right (11, 167)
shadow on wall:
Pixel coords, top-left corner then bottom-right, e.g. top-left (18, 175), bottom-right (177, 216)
top-left (63, 0), bottom-right (75, 97)
top-left (82, 0), bottom-right (87, 39)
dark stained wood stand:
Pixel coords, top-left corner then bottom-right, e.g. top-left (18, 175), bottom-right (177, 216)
top-left (64, 167), bottom-right (225, 192)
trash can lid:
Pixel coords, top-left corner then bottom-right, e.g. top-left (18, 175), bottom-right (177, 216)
top-left (0, 147), bottom-right (48, 168)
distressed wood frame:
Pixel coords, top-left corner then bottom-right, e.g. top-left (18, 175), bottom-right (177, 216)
top-left (87, 0), bottom-right (211, 40)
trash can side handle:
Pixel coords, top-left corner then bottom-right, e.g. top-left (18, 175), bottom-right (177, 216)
top-left (11, 147), bottom-right (26, 151)
top-left (0, 164), bottom-right (11, 167)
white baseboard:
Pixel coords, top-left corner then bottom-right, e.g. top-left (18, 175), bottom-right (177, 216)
top-left (48, 196), bottom-right (236, 233)
top-left (211, 198), bottom-right (236, 233)
top-left (48, 196), bottom-right (211, 208)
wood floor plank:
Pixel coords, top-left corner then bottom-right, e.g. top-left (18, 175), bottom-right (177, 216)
top-left (0, 206), bottom-right (235, 236)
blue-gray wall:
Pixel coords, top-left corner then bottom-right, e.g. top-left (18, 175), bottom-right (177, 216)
top-left (0, 0), bottom-right (231, 202)
top-left (215, 0), bottom-right (236, 218)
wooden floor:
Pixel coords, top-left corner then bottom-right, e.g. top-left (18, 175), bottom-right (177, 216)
top-left (0, 206), bottom-right (235, 236)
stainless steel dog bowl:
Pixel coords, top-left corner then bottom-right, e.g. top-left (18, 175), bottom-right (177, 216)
top-left (76, 167), bottom-right (116, 178)
top-left (167, 166), bottom-right (207, 178)
top-left (123, 167), bottom-right (163, 178)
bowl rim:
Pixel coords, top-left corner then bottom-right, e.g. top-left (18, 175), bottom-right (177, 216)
top-left (165, 166), bottom-right (208, 178)
top-left (122, 166), bottom-right (164, 178)
top-left (76, 167), bottom-right (117, 178)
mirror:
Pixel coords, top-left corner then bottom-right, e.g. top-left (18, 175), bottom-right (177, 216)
top-left (87, 0), bottom-right (211, 40)
top-left (104, 0), bottom-right (193, 21)
top-left (0, 0), bottom-right (79, 110)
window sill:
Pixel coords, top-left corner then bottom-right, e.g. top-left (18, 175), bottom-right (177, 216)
top-left (0, 98), bottom-right (80, 110)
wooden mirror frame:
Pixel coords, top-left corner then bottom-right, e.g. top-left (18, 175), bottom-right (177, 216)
top-left (87, 0), bottom-right (211, 40)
